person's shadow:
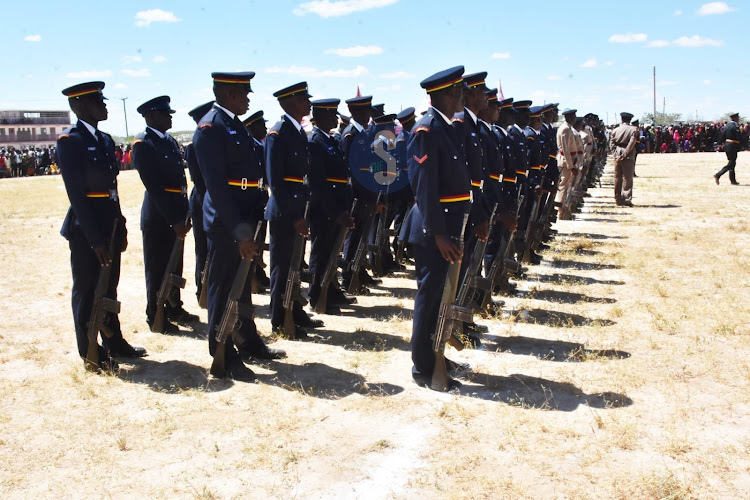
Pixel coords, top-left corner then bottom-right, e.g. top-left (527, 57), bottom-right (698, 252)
top-left (254, 361), bottom-right (404, 399)
top-left (485, 334), bottom-right (630, 362)
top-left (517, 289), bottom-right (616, 305)
top-left (510, 307), bottom-right (616, 327)
top-left (309, 328), bottom-right (411, 352)
top-left (526, 272), bottom-right (625, 286)
top-left (116, 358), bottom-right (232, 393)
top-left (457, 372), bottom-right (632, 410)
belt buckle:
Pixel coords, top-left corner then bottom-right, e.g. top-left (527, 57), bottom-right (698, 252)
top-left (241, 177), bottom-right (248, 190)
top-left (258, 178), bottom-right (264, 190)
top-left (110, 189), bottom-right (118, 202)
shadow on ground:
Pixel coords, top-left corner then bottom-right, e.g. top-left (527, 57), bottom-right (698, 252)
top-left (308, 328), bottom-right (410, 352)
top-left (566, 233), bottom-right (627, 240)
top-left (519, 289), bottom-right (616, 305)
top-left (511, 307), bottom-right (615, 327)
top-left (457, 372), bottom-right (632, 410)
top-left (526, 272), bottom-right (624, 286)
top-left (486, 334), bottom-right (630, 362)
top-left (255, 361), bottom-right (404, 399)
top-left (543, 259), bottom-right (620, 271)
top-left (116, 358), bottom-right (230, 393)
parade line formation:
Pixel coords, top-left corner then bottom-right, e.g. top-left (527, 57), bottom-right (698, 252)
top-left (55, 67), bottom-right (743, 390)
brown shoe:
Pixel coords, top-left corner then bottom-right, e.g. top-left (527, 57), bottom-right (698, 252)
top-left (714, 174), bottom-right (720, 185)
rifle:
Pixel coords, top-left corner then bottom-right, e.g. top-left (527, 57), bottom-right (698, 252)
top-left (151, 213), bottom-right (190, 333)
top-left (85, 219), bottom-right (121, 371)
top-left (394, 203), bottom-right (414, 265)
top-left (369, 193), bottom-right (389, 277)
top-left (250, 220), bottom-right (268, 294)
top-left (346, 192), bottom-right (381, 295)
top-left (282, 202), bottom-right (310, 339)
top-left (431, 214), bottom-right (472, 392)
top-left (313, 199), bottom-right (358, 314)
top-left (198, 254), bottom-right (210, 309)
top-left (480, 195), bottom-right (524, 313)
top-left (209, 221), bottom-right (263, 378)
top-left (522, 192), bottom-right (541, 263)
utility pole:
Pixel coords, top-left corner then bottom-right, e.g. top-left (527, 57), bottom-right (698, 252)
top-left (653, 66), bottom-right (657, 124)
top-left (120, 97), bottom-right (129, 138)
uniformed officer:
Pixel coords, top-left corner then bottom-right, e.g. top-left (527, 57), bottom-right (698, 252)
top-left (403, 66), bottom-right (470, 389)
top-left (391, 107), bottom-right (417, 260)
top-left (333, 114), bottom-right (350, 145)
top-left (522, 105), bottom-right (546, 263)
top-left (185, 101), bottom-right (214, 304)
top-left (609, 112), bottom-right (639, 206)
top-left (714, 112), bottom-right (742, 185)
top-left (243, 111), bottom-right (271, 290)
top-left (556, 108), bottom-right (579, 219)
top-left (193, 72), bottom-right (285, 379)
top-left (508, 100), bottom-right (533, 262)
top-left (340, 95), bottom-right (381, 293)
top-left (57, 81), bottom-right (146, 371)
top-left (306, 98), bottom-right (356, 313)
top-left (540, 103), bottom-right (561, 241)
top-left (131, 95), bottom-right (198, 333)
top-left (265, 82), bottom-right (324, 338)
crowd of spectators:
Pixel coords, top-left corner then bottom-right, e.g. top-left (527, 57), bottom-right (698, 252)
top-left (632, 122), bottom-right (750, 154)
top-left (0, 146), bottom-right (58, 178)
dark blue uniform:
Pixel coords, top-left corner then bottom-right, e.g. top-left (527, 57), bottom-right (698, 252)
top-left (131, 128), bottom-right (189, 324)
top-left (307, 126), bottom-right (353, 305)
top-left (185, 142), bottom-right (207, 300)
top-left (484, 123), bottom-right (518, 274)
top-left (57, 120), bottom-right (128, 359)
top-left (193, 105), bottom-right (267, 357)
top-left (264, 115), bottom-right (311, 328)
top-left (403, 107), bottom-right (471, 377)
top-left (508, 123), bottom-right (531, 254)
top-left (542, 121), bottom-right (560, 192)
top-left (716, 119), bottom-right (742, 184)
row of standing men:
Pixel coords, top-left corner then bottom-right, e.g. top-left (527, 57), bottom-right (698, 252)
top-left (56, 68), bottom-right (606, 388)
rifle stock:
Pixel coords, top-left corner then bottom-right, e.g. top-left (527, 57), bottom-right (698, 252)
top-left (151, 213), bottom-right (190, 333)
top-left (281, 203), bottom-right (310, 339)
top-left (522, 195), bottom-right (541, 263)
top-left (314, 199), bottom-right (358, 314)
top-left (85, 220), bottom-right (121, 371)
top-left (480, 195), bottom-right (524, 312)
top-left (210, 222), bottom-right (264, 378)
top-left (431, 214), bottom-right (471, 391)
top-left (198, 254), bottom-right (210, 309)
top-left (369, 194), bottom-right (388, 277)
top-left (346, 193), bottom-right (381, 295)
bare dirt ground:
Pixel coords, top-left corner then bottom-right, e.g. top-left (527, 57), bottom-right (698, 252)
top-left (0, 152), bottom-right (748, 499)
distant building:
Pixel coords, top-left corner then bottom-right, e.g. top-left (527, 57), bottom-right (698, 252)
top-left (0, 110), bottom-right (72, 149)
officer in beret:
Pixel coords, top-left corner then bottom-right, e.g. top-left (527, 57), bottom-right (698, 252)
top-left (556, 108), bottom-right (579, 218)
top-left (265, 82), bottom-right (324, 338)
top-left (714, 112), bottom-right (742, 185)
top-left (131, 95), bottom-right (197, 333)
top-left (185, 101), bottom-right (214, 304)
top-left (609, 111), bottom-right (639, 206)
top-left (306, 99), bottom-right (356, 313)
top-left (340, 95), bottom-right (381, 293)
top-left (403, 66), bottom-right (470, 390)
top-left (57, 81), bottom-right (146, 371)
top-left (193, 72), bottom-right (285, 379)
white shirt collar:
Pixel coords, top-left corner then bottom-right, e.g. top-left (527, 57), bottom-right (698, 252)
top-left (496, 125), bottom-right (509, 137)
top-left (349, 118), bottom-right (365, 133)
top-left (253, 137), bottom-right (264, 147)
top-left (430, 106), bottom-right (453, 126)
top-left (512, 124), bottom-right (523, 133)
top-left (284, 114), bottom-right (302, 132)
top-left (464, 107), bottom-right (478, 124)
top-left (213, 103), bottom-right (235, 120)
top-left (147, 126), bottom-right (166, 139)
top-left (314, 126), bottom-right (331, 137)
top-left (79, 120), bottom-right (97, 140)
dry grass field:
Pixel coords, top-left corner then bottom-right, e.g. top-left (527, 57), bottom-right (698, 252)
top-left (0, 152), bottom-right (748, 499)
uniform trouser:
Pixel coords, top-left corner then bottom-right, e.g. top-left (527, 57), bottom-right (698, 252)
top-left (555, 167), bottom-right (575, 204)
top-left (342, 202), bottom-right (374, 284)
top-left (390, 199), bottom-right (410, 254)
top-left (308, 209), bottom-right (339, 304)
top-left (614, 158), bottom-right (635, 203)
top-left (269, 217), bottom-right (308, 328)
top-left (716, 151), bottom-right (738, 183)
top-left (206, 230), bottom-right (265, 357)
top-left (191, 206), bottom-right (208, 301)
top-left (411, 241), bottom-right (449, 377)
top-left (69, 229), bottom-right (125, 358)
top-left (515, 191), bottom-right (535, 252)
top-left (142, 222), bottom-right (182, 322)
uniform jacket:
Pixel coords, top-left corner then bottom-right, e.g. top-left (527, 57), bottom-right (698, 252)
top-left (453, 109), bottom-right (489, 226)
top-left (264, 115), bottom-right (310, 222)
top-left (542, 123), bottom-right (559, 190)
top-left (556, 121), bottom-right (577, 170)
top-left (508, 124), bottom-right (529, 193)
top-left (57, 120), bottom-right (126, 248)
top-left (184, 142), bottom-right (205, 219)
top-left (609, 124), bottom-right (638, 161)
top-left (308, 126), bottom-right (352, 218)
top-left (340, 120), bottom-right (379, 204)
top-left (723, 121), bottom-right (742, 154)
top-left (494, 124), bottom-right (519, 209)
top-left (479, 120), bottom-right (505, 212)
top-left (193, 105), bottom-right (264, 241)
top-left (131, 127), bottom-right (189, 229)
top-left (525, 126), bottom-right (545, 188)
top-left (403, 107), bottom-right (471, 246)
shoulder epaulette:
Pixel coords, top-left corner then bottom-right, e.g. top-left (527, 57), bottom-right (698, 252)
top-left (198, 122), bottom-right (212, 129)
top-left (414, 126), bottom-right (431, 134)
top-left (452, 117), bottom-right (464, 124)
top-left (343, 132), bottom-right (353, 138)
top-left (268, 129), bottom-right (280, 136)
top-left (57, 133), bottom-right (70, 140)
top-left (527, 136), bottom-right (535, 141)
top-left (132, 139), bottom-right (144, 145)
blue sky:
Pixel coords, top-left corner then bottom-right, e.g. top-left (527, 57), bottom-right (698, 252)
top-left (3, 0), bottom-right (745, 135)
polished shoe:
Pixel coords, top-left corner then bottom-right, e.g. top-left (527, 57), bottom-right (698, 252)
top-left (466, 332), bottom-right (482, 348)
top-left (528, 252), bottom-right (542, 265)
top-left (300, 270), bottom-right (313, 283)
top-left (147, 318), bottom-right (181, 334)
top-left (167, 307), bottom-right (199, 324)
top-left (713, 174), bottom-right (720, 185)
top-left (330, 290), bottom-right (357, 305)
top-left (241, 346), bottom-right (287, 361)
top-left (226, 358), bottom-right (256, 382)
top-left (272, 325), bottom-right (309, 340)
top-left (297, 316), bottom-right (324, 329)
top-left (107, 340), bottom-right (148, 358)
top-left (731, 181), bottom-right (740, 185)
top-left (537, 243), bottom-right (550, 251)
top-left (622, 201), bottom-right (634, 207)
top-left (84, 354), bottom-right (119, 373)
top-left (361, 272), bottom-right (381, 286)
top-left (445, 358), bottom-right (470, 374)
